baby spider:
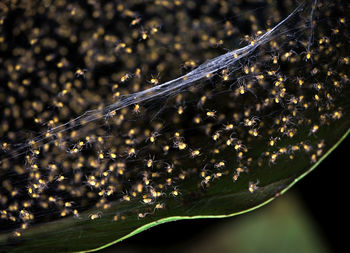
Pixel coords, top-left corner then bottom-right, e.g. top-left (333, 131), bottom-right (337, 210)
top-left (248, 180), bottom-right (259, 193)
top-left (165, 162), bottom-right (174, 173)
top-left (75, 68), bottom-right (87, 78)
top-left (243, 116), bottom-right (260, 127)
top-left (122, 193), bottom-right (131, 202)
top-left (145, 155), bottom-right (156, 168)
top-left (149, 73), bottom-right (161, 86)
top-left (146, 131), bottom-right (161, 143)
top-left (55, 175), bottom-right (66, 182)
top-left (233, 166), bottom-right (246, 180)
top-left (201, 175), bottom-right (212, 188)
top-left (141, 196), bottom-right (154, 205)
top-left (73, 209), bottom-right (81, 219)
top-left (223, 123), bottom-right (235, 131)
top-left (170, 186), bottom-right (181, 197)
top-left (120, 73), bottom-right (131, 82)
top-left (269, 152), bottom-right (279, 164)
top-left (282, 49), bottom-right (297, 60)
top-left (153, 203), bottom-right (165, 212)
top-left (173, 139), bottom-right (187, 150)
top-left (214, 161), bottom-right (226, 169)
top-left (126, 147), bottom-right (137, 158)
top-left (137, 212), bottom-right (151, 219)
top-left (206, 110), bottom-right (217, 118)
top-left (139, 26), bottom-right (149, 40)
top-left (130, 16), bottom-right (142, 26)
top-left (268, 137), bottom-right (280, 147)
top-left (89, 211), bottom-right (102, 220)
top-left (301, 50), bottom-right (313, 62)
top-left (233, 139), bottom-right (246, 151)
top-left (212, 131), bottom-right (221, 141)
top-left (133, 104), bottom-right (141, 114)
top-left (104, 110), bottom-right (117, 120)
top-left (0, 142), bottom-right (8, 152)
top-left (142, 171), bottom-right (151, 186)
top-left (190, 148), bottom-right (201, 158)
top-left (309, 124), bottom-right (319, 135)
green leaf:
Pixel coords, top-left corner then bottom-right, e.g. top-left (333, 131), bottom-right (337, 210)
top-left (1, 115), bottom-right (348, 253)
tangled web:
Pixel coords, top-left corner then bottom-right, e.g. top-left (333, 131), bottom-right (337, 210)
top-left (0, 0), bottom-right (349, 240)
